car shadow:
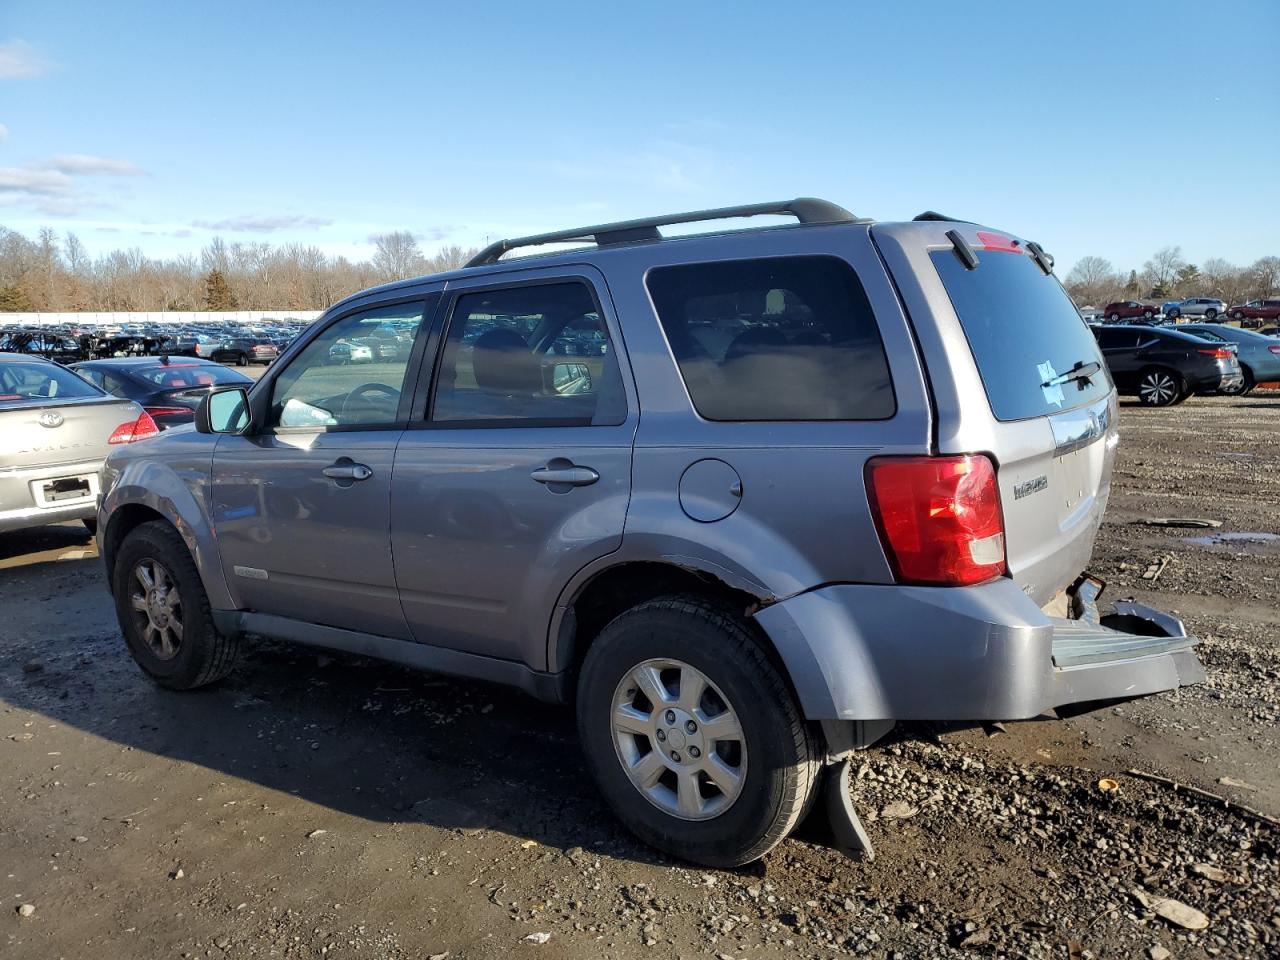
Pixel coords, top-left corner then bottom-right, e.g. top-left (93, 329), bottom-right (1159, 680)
top-left (0, 567), bottom-right (696, 868)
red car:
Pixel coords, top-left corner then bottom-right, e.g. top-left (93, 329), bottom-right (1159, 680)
top-left (1103, 300), bottom-right (1158, 322)
top-left (1228, 299), bottom-right (1280, 323)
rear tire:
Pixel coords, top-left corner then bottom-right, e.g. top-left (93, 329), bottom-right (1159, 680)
top-left (236, 353), bottom-right (248, 367)
top-left (1232, 310), bottom-right (1244, 321)
top-left (1205, 308), bottom-right (1218, 319)
top-left (112, 520), bottom-right (240, 690)
top-left (1137, 367), bottom-right (1185, 406)
top-left (576, 596), bottom-right (818, 867)
top-left (1109, 312), bottom-right (1121, 322)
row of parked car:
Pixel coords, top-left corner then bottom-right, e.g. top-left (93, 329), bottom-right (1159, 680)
top-left (1088, 297), bottom-right (1280, 330)
top-left (0, 319), bottom-right (313, 367)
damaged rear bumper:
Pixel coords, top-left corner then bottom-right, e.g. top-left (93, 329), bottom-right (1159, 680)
top-left (752, 574), bottom-right (1204, 722)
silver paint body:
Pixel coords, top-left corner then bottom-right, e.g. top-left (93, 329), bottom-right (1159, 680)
top-left (99, 218), bottom-right (1200, 721)
top-left (0, 352), bottom-right (140, 533)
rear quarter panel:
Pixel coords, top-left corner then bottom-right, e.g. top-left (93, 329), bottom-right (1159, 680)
top-left (560, 222), bottom-right (933, 631)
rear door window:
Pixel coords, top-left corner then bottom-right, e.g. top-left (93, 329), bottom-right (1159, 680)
top-left (931, 249), bottom-right (1110, 421)
top-left (645, 255), bottom-right (895, 421)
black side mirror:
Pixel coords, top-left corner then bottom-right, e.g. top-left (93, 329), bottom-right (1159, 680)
top-left (196, 386), bottom-right (252, 435)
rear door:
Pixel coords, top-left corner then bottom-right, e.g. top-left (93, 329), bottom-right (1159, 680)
top-left (389, 265), bottom-right (636, 667)
top-left (873, 223), bottom-right (1118, 605)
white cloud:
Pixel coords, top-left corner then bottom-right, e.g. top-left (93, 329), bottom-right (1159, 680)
top-left (0, 123), bottom-right (9, 142)
top-left (49, 153), bottom-right (144, 176)
top-left (0, 166), bottom-right (72, 195)
top-left (191, 214), bottom-right (333, 233)
top-left (0, 40), bottom-right (51, 80)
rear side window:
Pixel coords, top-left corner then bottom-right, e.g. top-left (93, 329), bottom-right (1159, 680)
top-left (646, 256), bottom-right (895, 421)
top-left (931, 250), bottom-right (1110, 421)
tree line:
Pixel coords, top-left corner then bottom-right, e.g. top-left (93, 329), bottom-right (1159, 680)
top-left (0, 227), bottom-right (478, 313)
top-left (1064, 247), bottom-right (1280, 308)
top-left (3, 223), bottom-right (1277, 316)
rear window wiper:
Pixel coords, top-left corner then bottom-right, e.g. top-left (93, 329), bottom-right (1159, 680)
top-left (1043, 360), bottom-right (1101, 389)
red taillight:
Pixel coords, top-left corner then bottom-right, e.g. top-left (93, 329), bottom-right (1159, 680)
top-left (1269, 346), bottom-right (1280, 356)
top-left (143, 406), bottom-right (191, 419)
top-left (865, 454), bottom-right (1007, 587)
top-left (1197, 348), bottom-right (1233, 359)
top-left (108, 410), bottom-right (160, 444)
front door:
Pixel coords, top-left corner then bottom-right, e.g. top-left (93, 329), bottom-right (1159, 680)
top-left (391, 269), bottom-right (637, 666)
top-left (210, 297), bottom-right (435, 639)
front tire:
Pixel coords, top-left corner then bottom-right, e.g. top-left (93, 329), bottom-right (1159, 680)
top-left (1137, 367), bottom-right (1185, 406)
top-left (576, 596), bottom-right (818, 867)
top-left (112, 520), bottom-right (241, 690)
top-left (1205, 308), bottom-right (1218, 319)
top-left (1232, 310), bottom-right (1244, 320)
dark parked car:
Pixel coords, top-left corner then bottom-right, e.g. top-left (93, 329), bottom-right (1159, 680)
top-left (1228, 299), bottom-right (1280, 324)
top-left (1103, 301), bottom-right (1158, 322)
top-left (70, 357), bottom-right (254, 429)
top-left (210, 337), bottom-right (279, 366)
top-left (1092, 325), bottom-right (1242, 405)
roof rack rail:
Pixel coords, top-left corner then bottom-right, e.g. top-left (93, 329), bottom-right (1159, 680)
top-left (466, 197), bottom-right (858, 267)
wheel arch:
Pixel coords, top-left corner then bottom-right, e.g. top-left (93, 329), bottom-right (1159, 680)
top-left (548, 560), bottom-right (767, 679)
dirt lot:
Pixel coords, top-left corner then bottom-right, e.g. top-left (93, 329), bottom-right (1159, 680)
top-left (2, 394), bottom-right (1278, 960)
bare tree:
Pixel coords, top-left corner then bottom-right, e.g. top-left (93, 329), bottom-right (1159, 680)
top-left (1141, 246), bottom-right (1187, 295)
top-left (371, 231), bottom-right (424, 281)
top-left (1064, 255), bottom-right (1118, 306)
top-left (1250, 256), bottom-right (1280, 297)
top-left (424, 243), bottom-right (473, 274)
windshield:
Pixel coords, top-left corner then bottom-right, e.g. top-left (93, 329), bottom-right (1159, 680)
top-left (931, 248), bottom-right (1111, 421)
top-left (0, 361), bottom-right (104, 403)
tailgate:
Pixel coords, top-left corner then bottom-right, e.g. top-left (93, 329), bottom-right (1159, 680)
top-left (0, 395), bottom-right (139, 470)
top-left (872, 221), bottom-right (1117, 604)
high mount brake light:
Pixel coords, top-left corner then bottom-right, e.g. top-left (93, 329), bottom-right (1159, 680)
top-left (107, 410), bottom-right (159, 444)
top-left (865, 455), bottom-right (1007, 587)
top-left (975, 231), bottom-right (1022, 254)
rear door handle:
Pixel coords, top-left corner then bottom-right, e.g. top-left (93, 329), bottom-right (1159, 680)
top-left (323, 461), bottom-right (374, 482)
top-left (531, 465), bottom-right (599, 487)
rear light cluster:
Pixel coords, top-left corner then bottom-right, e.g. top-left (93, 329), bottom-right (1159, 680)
top-left (1269, 346), bottom-right (1280, 356)
top-left (866, 454), bottom-right (1007, 587)
top-left (108, 410), bottom-right (159, 444)
top-left (1197, 347), bottom-right (1234, 359)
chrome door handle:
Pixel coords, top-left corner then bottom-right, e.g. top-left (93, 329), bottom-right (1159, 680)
top-left (530, 465), bottom-right (599, 487)
top-left (323, 462), bottom-right (374, 482)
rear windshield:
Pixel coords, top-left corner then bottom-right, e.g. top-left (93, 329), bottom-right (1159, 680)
top-left (646, 255), bottom-right (895, 421)
top-left (133, 364), bottom-right (251, 388)
top-left (0, 361), bottom-right (103, 403)
top-left (931, 249), bottom-right (1110, 421)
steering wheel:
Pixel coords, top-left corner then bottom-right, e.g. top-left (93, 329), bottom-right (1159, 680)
top-left (339, 382), bottom-right (401, 421)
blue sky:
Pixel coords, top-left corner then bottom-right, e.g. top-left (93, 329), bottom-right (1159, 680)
top-left (2, 1), bottom-right (1277, 275)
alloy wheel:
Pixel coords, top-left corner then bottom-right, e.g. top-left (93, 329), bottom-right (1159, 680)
top-left (610, 659), bottom-right (747, 821)
top-left (1139, 371), bottom-right (1178, 405)
top-left (128, 558), bottom-right (184, 660)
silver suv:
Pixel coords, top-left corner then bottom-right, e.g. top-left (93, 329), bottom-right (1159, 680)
top-left (98, 200), bottom-right (1204, 867)
top-left (1167, 297), bottom-right (1227, 320)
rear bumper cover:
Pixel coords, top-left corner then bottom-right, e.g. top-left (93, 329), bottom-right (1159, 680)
top-left (753, 575), bottom-right (1204, 721)
top-left (0, 459), bottom-right (103, 532)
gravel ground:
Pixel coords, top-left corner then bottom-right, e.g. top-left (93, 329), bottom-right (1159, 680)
top-left (2, 393), bottom-right (1278, 959)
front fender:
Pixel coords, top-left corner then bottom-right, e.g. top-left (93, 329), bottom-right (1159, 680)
top-left (100, 435), bottom-right (232, 610)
